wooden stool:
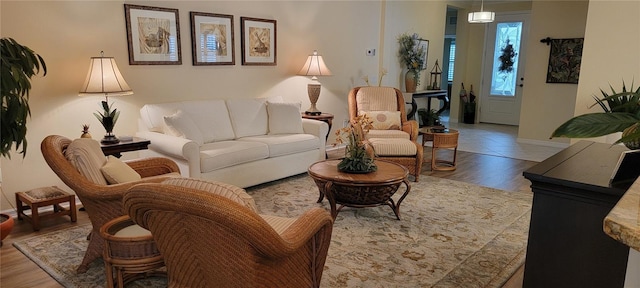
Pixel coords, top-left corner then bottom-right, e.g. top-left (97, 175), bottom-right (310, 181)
top-left (100, 215), bottom-right (166, 288)
top-left (431, 129), bottom-right (459, 171)
top-left (16, 186), bottom-right (77, 231)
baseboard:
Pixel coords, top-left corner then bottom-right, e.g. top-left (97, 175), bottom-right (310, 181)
top-left (516, 137), bottom-right (570, 148)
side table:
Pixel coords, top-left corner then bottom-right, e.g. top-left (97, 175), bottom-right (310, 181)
top-left (419, 127), bottom-right (459, 171)
top-left (301, 113), bottom-right (334, 142)
top-left (16, 186), bottom-right (77, 231)
top-left (101, 137), bottom-right (150, 158)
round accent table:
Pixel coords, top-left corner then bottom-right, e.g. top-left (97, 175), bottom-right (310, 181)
top-left (100, 215), bottom-right (166, 288)
top-left (419, 127), bottom-right (459, 171)
top-left (308, 159), bottom-right (411, 220)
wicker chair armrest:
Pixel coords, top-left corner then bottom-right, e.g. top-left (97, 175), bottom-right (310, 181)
top-left (125, 157), bottom-right (180, 178)
top-left (254, 208), bottom-right (333, 259)
top-left (402, 120), bottom-right (419, 141)
top-left (84, 175), bottom-right (177, 201)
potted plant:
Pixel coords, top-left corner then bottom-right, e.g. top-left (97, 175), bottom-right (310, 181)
top-left (334, 114), bottom-right (377, 173)
top-left (398, 33), bottom-right (426, 93)
top-left (94, 100), bottom-right (120, 144)
top-left (1, 37), bottom-right (47, 242)
top-left (417, 108), bottom-right (442, 127)
top-left (551, 82), bottom-right (640, 149)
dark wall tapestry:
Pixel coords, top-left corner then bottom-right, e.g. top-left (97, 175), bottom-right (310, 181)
top-left (546, 38), bottom-right (584, 84)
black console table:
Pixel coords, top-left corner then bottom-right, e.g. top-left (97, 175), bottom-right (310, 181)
top-left (522, 141), bottom-right (630, 288)
top-left (406, 90), bottom-right (449, 121)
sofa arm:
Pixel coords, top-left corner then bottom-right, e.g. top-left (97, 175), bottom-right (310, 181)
top-left (302, 118), bottom-right (329, 148)
top-left (136, 131), bottom-right (200, 162)
top-left (402, 120), bottom-right (419, 141)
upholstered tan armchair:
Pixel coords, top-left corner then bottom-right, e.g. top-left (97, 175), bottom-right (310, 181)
top-left (41, 135), bottom-right (181, 273)
top-left (124, 178), bottom-right (334, 288)
top-left (348, 86), bottom-right (424, 181)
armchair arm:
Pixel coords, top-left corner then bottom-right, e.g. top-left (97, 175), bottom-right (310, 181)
top-left (136, 131), bottom-right (200, 162)
top-left (251, 208), bottom-right (333, 259)
top-left (125, 157), bottom-right (180, 178)
top-left (402, 120), bottom-right (419, 141)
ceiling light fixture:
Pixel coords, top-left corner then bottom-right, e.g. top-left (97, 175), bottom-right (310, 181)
top-left (468, 0), bottom-right (495, 23)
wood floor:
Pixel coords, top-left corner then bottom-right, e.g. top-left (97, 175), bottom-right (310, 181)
top-left (0, 150), bottom-right (537, 288)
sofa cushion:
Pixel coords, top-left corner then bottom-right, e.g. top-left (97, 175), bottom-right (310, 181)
top-left (355, 87), bottom-right (398, 112)
top-left (199, 140), bottom-right (269, 173)
top-left (360, 110), bottom-right (401, 130)
top-left (101, 156), bottom-right (142, 184)
top-left (267, 102), bottom-right (304, 134)
top-left (164, 110), bottom-right (204, 145)
top-left (162, 177), bottom-right (258, 212)
top-left (226, 99), bottom-right (268, 138)
top-left (366, 129), bottom-right (410, 140)
top-left (181, 100), bottom-right (235, 142)
top-left (368, 138), bottom-right (417, 156)
top-left (239, 134), bottom-right (319, 157)
top-left (65, 138), bottom-right (108, 185)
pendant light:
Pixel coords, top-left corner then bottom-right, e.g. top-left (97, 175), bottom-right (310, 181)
top-left (468, 0), bottom-right (495, 23)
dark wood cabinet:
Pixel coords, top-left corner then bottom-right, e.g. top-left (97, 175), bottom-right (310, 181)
top-left (522, 141), bottom-right (630, 288)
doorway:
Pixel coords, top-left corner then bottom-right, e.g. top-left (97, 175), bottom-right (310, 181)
top-left (479, 12), bottom-right (531, 125)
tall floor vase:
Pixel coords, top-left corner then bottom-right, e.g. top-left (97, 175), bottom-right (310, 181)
top-left (405, 70), bottom-right (417, 93)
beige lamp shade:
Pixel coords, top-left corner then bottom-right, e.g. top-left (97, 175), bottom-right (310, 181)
top-left (79, 54), bottom-right (133, 96)
top-left (298, 50), bottom-right (332, 79)
top-left (299, 50), bottom-right (331, 115)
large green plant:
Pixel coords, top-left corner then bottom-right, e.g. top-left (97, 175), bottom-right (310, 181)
top-left (551, 82), bottom-right (640, 147)
top-left (1, 38), bottom-right (47, 158)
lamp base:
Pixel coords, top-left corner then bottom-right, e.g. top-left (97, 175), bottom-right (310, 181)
top-left (101, 134), bottom-right (120, 145)
top-left (305, 111), bottom-right (322, 116)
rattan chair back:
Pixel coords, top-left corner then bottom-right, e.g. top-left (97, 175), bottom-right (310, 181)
top-left (124, 183), bottom-right (334, 288)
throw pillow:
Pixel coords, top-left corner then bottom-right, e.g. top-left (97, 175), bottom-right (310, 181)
top-left (162, 178), bottom-right (258, 212)
top-left (100, 156), bottom-right (142, 184)
top-left (361, 110), bottom-right (402, 130)
top-left (163, 110), bottom-right (204, 145)
top-left (267, 102), bottom-right (304, 134)
top-left (65, 138), bottom-right (108, 185)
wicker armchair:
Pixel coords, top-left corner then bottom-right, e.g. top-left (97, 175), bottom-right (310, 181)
top-left (124, 182), bottom-right (334, 288)
top-left (41, 135), bottom-right (180, 273)
top-left (348, 86), bottom-right (424, 181)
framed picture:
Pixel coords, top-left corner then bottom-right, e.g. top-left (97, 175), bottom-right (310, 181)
top-left (418, 39), bottom-right (429, 70)
top-left (546, 38), bottom-right (584, 84)
top-left (240, 17), bottom-right (277, 66)
top-left (190, 12), bottom-right (234, 65)
top-left (124, 4), bottom-right (181, 65)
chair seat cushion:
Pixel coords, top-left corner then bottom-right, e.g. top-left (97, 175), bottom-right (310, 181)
top-left (368, 138), bottom-right (417, 156)
top-left (199, 141), bottom-right (269, 173)
top-left (366, 129), bottom-right (410, 140)
top-left (260, 214), bottom-right (297, 234)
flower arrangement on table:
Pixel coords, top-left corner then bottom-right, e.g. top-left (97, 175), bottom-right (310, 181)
top-left (398, 33), bottom-right (427, 86)
top-left (334, 114), bottom-right (377, 173)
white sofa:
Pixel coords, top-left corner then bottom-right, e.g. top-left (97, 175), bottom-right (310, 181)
top-left (136, 98), bottom-right (328, 188)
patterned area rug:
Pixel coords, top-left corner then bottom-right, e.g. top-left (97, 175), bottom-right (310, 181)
top-left (13, 175), bottom-right (531, 287)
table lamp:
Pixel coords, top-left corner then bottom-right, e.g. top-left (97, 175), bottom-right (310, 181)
top-left (298, 50), bottom-right (332, 115)
top-left (79, 51), bottom-right (133, 144)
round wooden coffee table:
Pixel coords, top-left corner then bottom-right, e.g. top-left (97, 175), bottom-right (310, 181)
top-left (308, 159), bottom-right (411, 220)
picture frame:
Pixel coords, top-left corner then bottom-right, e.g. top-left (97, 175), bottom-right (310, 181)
top-left (240, 17), bottom-right (277, 66)
top-left (418, 39), bottom-right (429, 69)
top-left (190, 12), bottom-right (234, 65)
top-left (124, 4), bottom-right (182, 65)
top-left (546, 38), bottom-right (584, 84)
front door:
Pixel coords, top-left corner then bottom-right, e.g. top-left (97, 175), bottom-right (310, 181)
top-left (479, 12), bottom-right (530, 125)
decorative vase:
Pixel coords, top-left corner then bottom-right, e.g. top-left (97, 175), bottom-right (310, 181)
top-left (405, 70), bottom-right (417, 93)
top-left (622, 123), bottom-right (640, 150)
top-left (1, 213), bottom-right (14, 245)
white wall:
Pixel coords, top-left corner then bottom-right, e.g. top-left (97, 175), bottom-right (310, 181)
top-left (518, 0), bottom-right (589, 144)
top-left (0, 0), bottom-right (449, 210)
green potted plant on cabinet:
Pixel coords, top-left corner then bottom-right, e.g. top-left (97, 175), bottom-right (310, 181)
top-left (551, 82), bottom-right (640, 149)
top-left (1, 37), bottom-right (47, 243)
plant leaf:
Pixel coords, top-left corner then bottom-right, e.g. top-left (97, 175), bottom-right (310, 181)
top-left (551, 113), bottom-right (640, 138)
